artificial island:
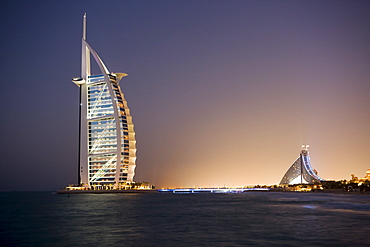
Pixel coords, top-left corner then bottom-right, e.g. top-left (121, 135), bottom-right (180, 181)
top-left (57, 15), bottom-right (369, 194)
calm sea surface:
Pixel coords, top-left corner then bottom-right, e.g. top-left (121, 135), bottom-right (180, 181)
top-left (0, 191), bottom-right (369, 246)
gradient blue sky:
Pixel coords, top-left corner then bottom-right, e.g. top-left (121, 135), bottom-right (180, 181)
top-left (1, 0), bottom-right (369, 191)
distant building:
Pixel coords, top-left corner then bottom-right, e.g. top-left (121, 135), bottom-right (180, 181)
top-left (280, 145), bottom-right (324, 185)
top-left (350, 169), bottom-right (370, 183)
top-left (71, 14), bottom-right (136, 189)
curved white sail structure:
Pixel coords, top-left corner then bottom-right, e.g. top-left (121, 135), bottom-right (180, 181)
top-left (280, 145), bottom-right (323, 185)
top-left (72, 14), bottom-right (136, 188)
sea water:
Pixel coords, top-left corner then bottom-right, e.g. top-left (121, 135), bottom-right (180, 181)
top-left (0, 192), bottom-right (369, 246)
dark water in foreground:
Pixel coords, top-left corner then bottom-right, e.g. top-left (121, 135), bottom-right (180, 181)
top-left (0, 192), bottom-right (369, 246)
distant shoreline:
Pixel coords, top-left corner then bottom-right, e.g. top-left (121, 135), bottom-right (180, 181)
top-left (55, 188), bottom-right (370, 194)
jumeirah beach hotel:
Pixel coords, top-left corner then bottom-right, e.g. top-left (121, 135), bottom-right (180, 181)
top-left (71, 14), bottom-right (136, 189)
top-left (280, 145), bottom-right (323, 185)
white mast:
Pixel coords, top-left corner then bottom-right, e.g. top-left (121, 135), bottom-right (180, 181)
top-left (79, 13), bottom-right (89, 186)
top-left (81, 13), bottom-right (90, 79)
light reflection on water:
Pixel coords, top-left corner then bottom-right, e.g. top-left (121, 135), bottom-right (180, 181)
top-left (0, 192), bottom-right (369, 246)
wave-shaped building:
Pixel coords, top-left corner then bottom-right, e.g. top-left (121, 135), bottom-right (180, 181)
top-left (280, 145), bottom-right (323, 185)
top-left (71, 14), bottom-right (136, 189)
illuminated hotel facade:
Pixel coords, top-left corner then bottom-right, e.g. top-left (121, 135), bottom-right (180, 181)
top-left (280, 145), bottom-right (323, 185)
top-left (72, 14), bottom-right (136, 189)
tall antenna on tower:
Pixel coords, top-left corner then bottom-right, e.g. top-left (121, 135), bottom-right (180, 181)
top-left (81, 13), bottom-right (90, 78)
top-left (83, 13), bottom-right (87, 40)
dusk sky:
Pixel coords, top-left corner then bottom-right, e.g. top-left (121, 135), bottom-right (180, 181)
top-left (1, 0), bottom-right (369, 191)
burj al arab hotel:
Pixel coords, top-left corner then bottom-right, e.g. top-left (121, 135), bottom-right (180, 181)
top-left (71, 14), bottom-right (136, 189)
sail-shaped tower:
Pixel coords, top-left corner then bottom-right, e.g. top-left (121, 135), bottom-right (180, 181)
top-left (280, 145), bottom-right (323, 185)
top-left (71, 14), bottom-right (136, 189)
